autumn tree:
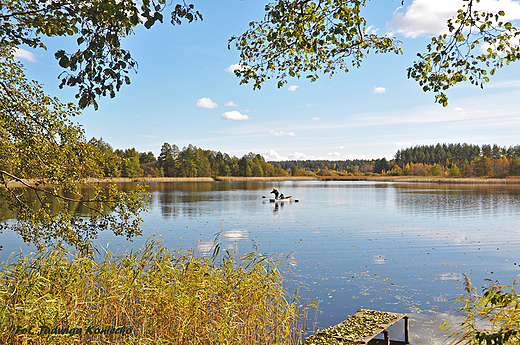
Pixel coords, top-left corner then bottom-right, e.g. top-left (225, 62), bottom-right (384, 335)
top-left (89, 137), bottom-right (123, 177)
top-left (509, 157), bottom-right (520, 176)
top-left (3, 0), bottom-right (517, 109)
top-left (230, 0), bottom-right (519, 106)
top-left (407, 0), bottom-right (520, 106)
top-left (0, 51), bottom-right (148, 252)
top-left (0, 0), bottom-right (202, 109)
top-left (471, 156), bottom-right (493, 177)
top-left (449, 164), bottom-right (461, 177)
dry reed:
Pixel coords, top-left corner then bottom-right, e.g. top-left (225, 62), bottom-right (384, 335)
top-left (0, 238), bottom-right (305, 344)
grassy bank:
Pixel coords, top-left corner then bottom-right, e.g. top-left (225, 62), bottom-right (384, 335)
top-left (7, 176), bottom-right (520, 187)
top-left (0, 239), bottom-right (307, 344)
top-left (104, 176), bottom-right (520, 184)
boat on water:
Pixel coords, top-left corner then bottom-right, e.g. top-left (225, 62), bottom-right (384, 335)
top-left (268, 188), bottom-right (294, 202)
top-left (269, 196), bottom-right (292, 203)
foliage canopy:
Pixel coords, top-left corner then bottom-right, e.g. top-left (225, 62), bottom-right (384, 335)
top-left (407, 0), bottom-right (520, 106)
top-left (2, 0), bottom-right (519, 108)
top-left (229, 0), bottom-right (402, 89)
top-left (0, 50), bottom-right (148, 252)
top-left (0, 0), bottom-right (202, 109)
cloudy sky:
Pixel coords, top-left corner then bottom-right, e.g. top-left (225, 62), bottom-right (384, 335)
top-left (18, 0), bottom-right (520, 161)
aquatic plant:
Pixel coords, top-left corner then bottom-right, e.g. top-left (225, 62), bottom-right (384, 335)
top-left (443, 274), bottom-right (520, 344)
top-left (0, 238), bottom-right (306, 344)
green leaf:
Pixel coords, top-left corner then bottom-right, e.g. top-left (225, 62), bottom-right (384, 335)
top-left (58, 56), bottom-right (69, 68)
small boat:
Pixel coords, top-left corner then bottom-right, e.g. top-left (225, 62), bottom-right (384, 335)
top-left (269, 196), bottom-right (292, 203)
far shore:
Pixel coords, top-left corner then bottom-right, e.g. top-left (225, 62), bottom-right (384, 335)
top-left (7, 175), bottom-right (520, 188)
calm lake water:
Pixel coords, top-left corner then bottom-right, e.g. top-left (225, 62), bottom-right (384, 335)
top-left (2, 181), bottom-right (520, 344)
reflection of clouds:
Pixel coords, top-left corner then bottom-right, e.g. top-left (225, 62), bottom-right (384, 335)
top-left (195, 241), bottom-right (216, 256)
top-left (223, 228), bottom-right (249, 251)
top-left (438, 273), bottom-right (463, 281)
top-left (373, 255), bottom-right (386, 264)
top-left (452, 235), bottom-right (466, 244)
top-left (223, 228), bottom-right (248, 240)
top-left (407, 312), bottom-right (459, 345)
top-left (194, 229), bottom-right (250, 254)
top-left (433, 295), bottom-right (448, 302)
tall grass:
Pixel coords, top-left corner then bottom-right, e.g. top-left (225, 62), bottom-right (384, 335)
top-left (0, 238), bottom-right (307, 344)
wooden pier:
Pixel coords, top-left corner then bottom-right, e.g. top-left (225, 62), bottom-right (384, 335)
top-left (304, 309), bottom-right (409, 345)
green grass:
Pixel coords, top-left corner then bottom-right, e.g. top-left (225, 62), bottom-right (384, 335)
top-left (0, 238), bottom-right (309, 344)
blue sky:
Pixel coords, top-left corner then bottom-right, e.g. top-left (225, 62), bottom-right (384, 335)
top-left (17, 0), bottom-right (520, 161)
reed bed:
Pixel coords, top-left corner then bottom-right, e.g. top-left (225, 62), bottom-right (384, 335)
top-left (0, 239), bottom-right (305, 344)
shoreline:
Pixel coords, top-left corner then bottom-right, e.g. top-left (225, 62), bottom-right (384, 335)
top-left (6, 175), bottom-right (520, 187)
top-left (78, 175), bottom-right (520, 184)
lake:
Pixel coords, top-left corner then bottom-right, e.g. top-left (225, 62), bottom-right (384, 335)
top-left (2, 180), bottom-right (520, 344)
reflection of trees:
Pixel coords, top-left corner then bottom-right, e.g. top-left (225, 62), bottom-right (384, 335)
top-left (2, 182), bottom-right (275, 221)
top-left (144, 181), bottom-right (273, 193)
top-left (146, 182), bottom-right (277, 219)
top-left (0, 194), bottom-right (14, 221)
top-left (2, 183), bottom-right (149, 220)
top-left (393, 184), bottom-right (520, 218)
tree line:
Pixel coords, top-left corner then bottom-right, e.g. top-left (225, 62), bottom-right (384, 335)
top-left (395, 143), bottom-right (520, 167)
top-left (88, 140), bottom-right (520, 179)
top-left (88, 138), bottom-right (288, 178)
top-left (273, 143), bottom-right (520, 178)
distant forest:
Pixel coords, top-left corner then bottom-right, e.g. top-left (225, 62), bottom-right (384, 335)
top-left (272, 143), bottom-right (520, 177)
top-left (89, 138), bottom-right (289, 178)
top-left (90, 138), bottom-right (520, 178)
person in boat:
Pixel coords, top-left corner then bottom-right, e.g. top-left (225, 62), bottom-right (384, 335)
top-left (271, 188), bottom-right (280, 199)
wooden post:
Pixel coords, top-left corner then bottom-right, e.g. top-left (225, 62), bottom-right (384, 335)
top-left (404, 316), bottom-right (409, 344)
top-left (383, 330), bottom-right (389, 345)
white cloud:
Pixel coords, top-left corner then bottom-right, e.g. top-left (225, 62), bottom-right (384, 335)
top-left (312, 117), bottom-right (321, 120)
top-left (288, 85), bottom-right (299, 92)
top-left (395, 142), bottom-right (412, 147)
top-left (262, 150), bottom-right (287, 161)
top-left (328, 152), bottom-right (341, 157)
top-left (336, 146), bottom-right (345, 149)
top-left (374, 87), bottom-right (387, 94)
top-left (454, 106), bottom-right (466, 114)
top-left (197, 97), bottom-right (218, 109)
top-left (224, 101), bottom-right (239, 107)
top-left (288, 152), bottom-right (314, 160)
top-left (222, 111), bottom-right (249, 120)
top-left (224, 63), bottom-right (249, 73)
top-left (270, 130), bottom-right (296, 137)
top-left (389, 0), bottom-right (520, 38)
top-left (135, 114), bottom-right (140, 117)
top-left (14, 48), bottom-right (37, 62)
top-left (301, 103), bottom-right (317, 107)
top-left (364, 25), bottom-right (379, 35)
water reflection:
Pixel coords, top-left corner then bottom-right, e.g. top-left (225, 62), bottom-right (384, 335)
top-left (3, 181), bottom-right (520, 345)
top-left (393, 183), bottom-right (520, 219)
top-left (194, 227), bottom-right (250, 255)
